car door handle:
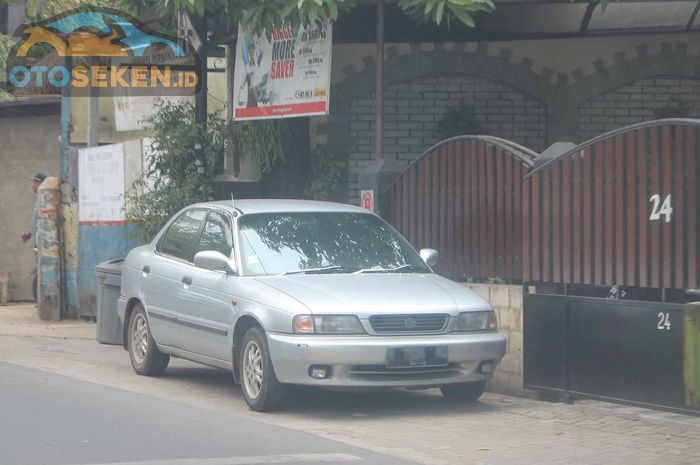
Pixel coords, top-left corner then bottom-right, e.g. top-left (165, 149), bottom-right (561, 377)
top-left (182, 276), bottom-right (193, 286)
top-left (142, 265), bottom-right (150, 274)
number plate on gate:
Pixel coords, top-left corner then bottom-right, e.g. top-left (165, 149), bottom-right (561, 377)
top-left (386, 346), bottom-right (448, 369)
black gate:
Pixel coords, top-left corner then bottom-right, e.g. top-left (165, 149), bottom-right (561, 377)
top-left (524, 293), bottom-right (700, 414)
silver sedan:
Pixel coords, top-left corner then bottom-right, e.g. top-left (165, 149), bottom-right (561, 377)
top-left (117, 199), bottom-right (506, 411)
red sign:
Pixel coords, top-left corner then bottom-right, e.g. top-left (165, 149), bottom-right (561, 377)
top-left (234, 101), bottom-right (327, 120)
top-left (361, 190), bottom-right (374, 212)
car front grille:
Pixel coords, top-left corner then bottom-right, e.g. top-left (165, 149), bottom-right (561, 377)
top-left (369, 314), bottom-right (449, 333)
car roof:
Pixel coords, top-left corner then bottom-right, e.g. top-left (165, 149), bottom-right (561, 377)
top-left (192, 199), bottom-right (370, 215)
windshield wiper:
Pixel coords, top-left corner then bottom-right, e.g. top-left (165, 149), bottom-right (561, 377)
top-left (282, 265), bottom-right (358, 275)
top-left (353, 264), bottom-right (427, 274)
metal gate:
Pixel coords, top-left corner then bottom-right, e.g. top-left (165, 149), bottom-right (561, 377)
top-left (522, 119), bottom-right (700, 413)
top-left (388, 135), bottom-right (537, 282)
top-left (524, 294), bottom-right (700, 414)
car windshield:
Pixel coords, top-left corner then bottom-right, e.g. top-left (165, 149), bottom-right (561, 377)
top-left (237, 212), bottom-right (431, 276)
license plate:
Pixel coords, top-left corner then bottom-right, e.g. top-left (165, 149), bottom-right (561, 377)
top-left (386, 346), bottom-right (448, 369)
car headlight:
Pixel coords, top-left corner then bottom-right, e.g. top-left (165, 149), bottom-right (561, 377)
top-left (455, 311), bottom-right (497, 332)
top-left (293, 315), bottom-right (365, 334)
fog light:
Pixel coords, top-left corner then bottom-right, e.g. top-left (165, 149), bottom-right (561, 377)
top-left (478, 361), bottom-right (495, 374)
top-left (309, 365), bottom-right (330, 379)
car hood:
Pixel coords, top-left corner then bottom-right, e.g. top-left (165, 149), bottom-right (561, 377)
top-left (254, 273), bottom-right (490, 317)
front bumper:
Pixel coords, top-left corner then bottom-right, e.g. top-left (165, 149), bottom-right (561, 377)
top-left (267, 332), bottom-right (506, 387)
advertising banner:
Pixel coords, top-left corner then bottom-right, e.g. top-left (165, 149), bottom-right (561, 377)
top-left (232, 21), bottom-right (332, 120)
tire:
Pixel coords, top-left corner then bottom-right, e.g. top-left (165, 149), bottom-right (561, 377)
top-left (127, 304), bottom-right (169, 376)
top-left (238, 326), bottom-right (286, 411)
top-left (440, 381), bottom-right (486, 402)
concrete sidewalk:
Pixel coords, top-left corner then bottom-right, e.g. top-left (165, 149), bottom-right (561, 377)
top-left (1, 303), bottom-right (700, 465)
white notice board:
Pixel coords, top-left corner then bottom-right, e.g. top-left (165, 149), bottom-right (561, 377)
top-left (114, 95), bottom-right (191, 132)
top-left (78, 143), bottom-right (125, 224)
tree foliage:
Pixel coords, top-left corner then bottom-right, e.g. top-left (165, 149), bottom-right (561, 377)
top-left (303, 147), bottom-right (346, 201)
top-left (435, 104), bottom-right (485, 140)
top-left (126, 100), bottom-right (283, 243)
top-left (398, 0), bottom-right (493, 28)
top-left (20, 0), bottom-right (138, 20)
top-left (125, 100), bottom-right (222, 243)
top-left (0, 34), bottom-right (14, 101)
top-left (654, 98), bottom-right (693, 120)
top-left (4, 0), bottom-right (615, 36)
top-left (154, 0), bottom-right (495, 38)
top-left (152, 0), bottom-right (356, 39)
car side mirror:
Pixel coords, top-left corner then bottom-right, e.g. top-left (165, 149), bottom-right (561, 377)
top-left (419, 248), bottom-right (439, 268)
top-left (194, 250), bottom-right (237, 274)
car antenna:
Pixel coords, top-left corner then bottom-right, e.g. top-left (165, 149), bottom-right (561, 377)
top-left (230, 192), bottom-right (238, 217)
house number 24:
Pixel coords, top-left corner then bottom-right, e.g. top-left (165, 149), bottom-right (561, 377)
top-left (649, 194), bottom-right (673, 223)
top-left (657, 312), bottom-right (671, 331)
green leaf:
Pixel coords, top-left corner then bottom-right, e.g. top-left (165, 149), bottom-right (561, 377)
top-left (307, 3), bottom-right (322, 23)
top-left (281, 1), bottom-right (298, 18)
top-left (290, 14), bottom-right (302, 34)
top-left (328, 1), bottom-right (338, 19)
top-left (450, 5), bottom-right (476, 28)
top-left (435, 1), bottom-right (445, 25)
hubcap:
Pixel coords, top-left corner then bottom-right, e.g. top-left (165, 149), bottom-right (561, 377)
top-left (131, 313), bottom-right (149, 364)
top-left (243, 340), bottom-right (263, 400)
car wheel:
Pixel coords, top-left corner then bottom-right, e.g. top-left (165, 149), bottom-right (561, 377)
top-left (239, 326), bottom-right (286, 412)
top-left (128, 304), bottom-right (169, 376)
top-left (440, 380), bottom-right (486, 402)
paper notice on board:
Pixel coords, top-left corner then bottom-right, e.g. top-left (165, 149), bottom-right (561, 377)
top-left (78, 143), bottom-right (125, 224)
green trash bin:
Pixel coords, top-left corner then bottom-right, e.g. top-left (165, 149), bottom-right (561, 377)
top-left (95, 259), bottom-right (124, 345)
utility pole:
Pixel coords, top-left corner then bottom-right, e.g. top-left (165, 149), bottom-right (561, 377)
top-left (87, 63), bottom-right (99, 148)
top-left (374, 0), bottom-right (384, 160)
top-left (60, 57), bottom-right (72, 182)
top-left (193, 13), bottom-right (208, 128)
top-left (58, 56), bottom-right (79, 319)
top-left (226, 39), bottom-right (241, 177)
top-left (190, 12), bottom-right (208, 179)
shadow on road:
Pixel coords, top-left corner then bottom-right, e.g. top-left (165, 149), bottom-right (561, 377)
top-left (158, 364), bottom-right (503, 418)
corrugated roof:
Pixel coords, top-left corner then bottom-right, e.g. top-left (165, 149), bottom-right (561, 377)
top-left (0, 96), bottom-right (61, 109)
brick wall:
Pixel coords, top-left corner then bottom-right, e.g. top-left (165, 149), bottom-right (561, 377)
top-left (325, 41), bottom-right (700, 205)
top-left (345, 75), bottom-right (547, 202)
top-left (578, 76), bottom-right (700, 141)
top-left (462, 283), bottom-right (532, 398)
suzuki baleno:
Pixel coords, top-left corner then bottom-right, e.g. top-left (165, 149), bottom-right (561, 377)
top-left (118, 200), bottom-right (506, 411)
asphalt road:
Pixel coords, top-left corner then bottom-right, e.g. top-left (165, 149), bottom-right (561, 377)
top-left (0, 362), bottom-right (416, 465)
